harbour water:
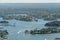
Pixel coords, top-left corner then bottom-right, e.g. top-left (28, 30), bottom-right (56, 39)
top-left (0, 18), bottom-right (60, 40)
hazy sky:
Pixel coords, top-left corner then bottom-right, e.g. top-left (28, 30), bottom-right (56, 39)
top-left (0, 0), bottom-right (60, 3)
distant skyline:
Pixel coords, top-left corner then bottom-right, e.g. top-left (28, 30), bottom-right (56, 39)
top-left (0, 0), bottom-right (60, 3)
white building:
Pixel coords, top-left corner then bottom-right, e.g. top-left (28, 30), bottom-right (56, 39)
top-left (55, 36), bottom-right (60, 40)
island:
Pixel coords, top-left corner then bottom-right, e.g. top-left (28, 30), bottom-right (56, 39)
top-left (0, 30), bottom-right (8, 39)
top-left (45, 21), bottom-right (60, 27)
top-left (0, 21), bottom-right (9, 23)
top-left (25, 28), bottom-right (60, 34)
top-left (3, 14), bottom-right (38, 22)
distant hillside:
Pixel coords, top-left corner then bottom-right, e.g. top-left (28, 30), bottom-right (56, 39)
top-left (0, 3), bottom-right (60, 8)
top-left (0, 3), bottom-right (60, 19)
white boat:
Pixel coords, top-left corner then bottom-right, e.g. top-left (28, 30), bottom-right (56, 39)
top-left (45, 38), bottom-right (47, 40)
top-left (17, 31), bottom-right (21, 34)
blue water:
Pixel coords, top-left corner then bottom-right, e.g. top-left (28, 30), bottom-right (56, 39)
top-left (1, 19), bottom-right (60, 40)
